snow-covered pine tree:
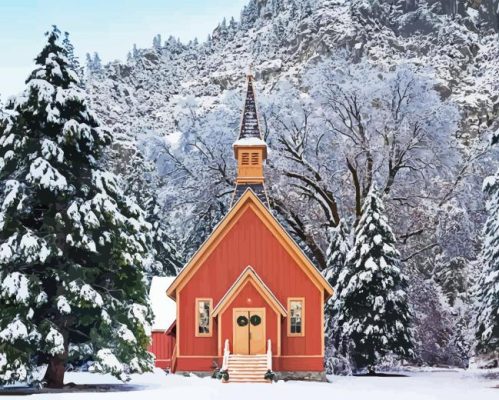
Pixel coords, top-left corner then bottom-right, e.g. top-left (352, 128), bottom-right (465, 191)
top-left (62, 31), bottom-right (81, 80)
top-left (323, 218), bottom-right (351, 374)
top-left (475, 137), bottom-right (499, 355)
top-left (92, 52), bottom-right (102, 71)
top-left (152, 34), bottom-right (162, 50)
top-left (132, 44), bottom-right (139, 59)
top-left (107, 140), bottom-right (182, 276)
top-left (85, 52), bottom-right (92, 70)
top-left (0, 26), bottom-right (154, 388)
top-left (324, 219), bottom-right (350, 289)
top-left (144, 195), bottom-right (182, 275)
top-left (337, 189), bottom-right (413, 373)
top-left (85, 52), bottom-right (102, 74)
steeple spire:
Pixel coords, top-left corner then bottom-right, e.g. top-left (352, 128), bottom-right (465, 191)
top-left (238, 72), bottom-right (262, 140)
top-left (231, 72), bottom-right (269, 208)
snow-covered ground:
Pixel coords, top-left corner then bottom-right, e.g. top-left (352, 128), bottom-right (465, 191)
top-left (2, 368), bottom-right (497, 400)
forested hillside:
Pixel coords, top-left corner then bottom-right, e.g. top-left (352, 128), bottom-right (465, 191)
top-left (85, 0), bottom-right (499, 369)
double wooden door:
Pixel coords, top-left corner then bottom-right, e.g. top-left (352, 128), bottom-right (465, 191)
top-left (233, 308), bottom-right (265, 355)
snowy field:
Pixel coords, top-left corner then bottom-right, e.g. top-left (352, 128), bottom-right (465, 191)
top-left (1, 368), bottom-right (497, 400)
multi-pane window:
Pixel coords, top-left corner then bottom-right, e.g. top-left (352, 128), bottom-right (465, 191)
top-left (196, 299), bottom-right (212, 336)
top-left (288, 298), bottom-right (304, 336)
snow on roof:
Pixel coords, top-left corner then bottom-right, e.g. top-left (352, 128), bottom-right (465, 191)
top-left (233, 137), bottom-right (267, 147)
top-left (149, 276), bottom-right (176, 331)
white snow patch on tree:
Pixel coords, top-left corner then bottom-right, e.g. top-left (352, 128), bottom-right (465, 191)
top-left (91, 349), bottom-right (127, 381)
top-left (0, 318), bottom-right (28, 342)
top-left (45, 327), bottom-right (65, 355)
top-left (41, 138), bottom-right (64, 163)
top-left (69, 281), bottom-right (104, 307)
top-left (26, 157), bottom-right (67, 191)
top-left (19, 231), bottom-right (51, 263)
top-left (1, 272), bottom-right (30, 304)
top-left (117, 324), bottom-right (137, 344)
top-left (56, 296), bottom-right (71, 314)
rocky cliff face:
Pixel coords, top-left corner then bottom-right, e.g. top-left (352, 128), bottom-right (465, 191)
top-left (85, 0), bottom-right (499, 272)
top-left (87, 0), bottom-right (497, 141)
top-left (85, 0), bottom-right (499, 368)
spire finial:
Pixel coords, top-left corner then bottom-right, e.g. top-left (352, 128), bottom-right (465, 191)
top-left (247, 63), bottom-right (254, 79)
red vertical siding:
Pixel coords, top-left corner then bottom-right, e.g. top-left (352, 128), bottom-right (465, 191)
top-left (149, 332), bottom-right (175, 369)
top-left (178, 206), bottom-right (324, 367)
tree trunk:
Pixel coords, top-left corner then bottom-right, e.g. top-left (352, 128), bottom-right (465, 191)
top-left (368, 365), bottom-right (376, 376)
top-left (43, 353), bottom-right (66, 388)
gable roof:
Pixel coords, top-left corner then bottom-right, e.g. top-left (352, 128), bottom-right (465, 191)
top-left (149, 276), bottom-right (176, 331)
top-left (166, 188), bottom-right (334, 300)
top-left (212, 266), bottom-right (287, 317)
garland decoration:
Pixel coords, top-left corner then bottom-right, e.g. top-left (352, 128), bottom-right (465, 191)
top-left (250, 314), bottom-right (262, 326)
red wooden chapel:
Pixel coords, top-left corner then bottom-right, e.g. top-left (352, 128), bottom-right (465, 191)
top-left (150, 73), bottom-right (333, 381)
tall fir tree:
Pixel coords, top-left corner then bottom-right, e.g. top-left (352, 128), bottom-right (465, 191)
top-left (323, 218), bottom-right (351, 374)
top-left (324, 219), bottom-right (350, 289)
top-left (85, 52), bottom-right (102, 74)
top-left (62, 31), bottom-right (82, 81)
top-left (0, 27), bottom-right (154, 388)
top-left (336, 189), bottom-right (413, 373)
top-left (107, 140), bottom-right (181, 276)
top-left (475, 143), bottom-right (499, 355)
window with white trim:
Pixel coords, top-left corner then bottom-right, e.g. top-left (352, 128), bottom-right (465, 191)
top-left (288, 298), bottom-right (304, 336)
top-left (196, 299), bottom-right (212, 336)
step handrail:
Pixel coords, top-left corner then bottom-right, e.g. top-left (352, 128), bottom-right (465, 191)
top-left (222, 339), bottom-right (230, 370)
top-left (171, 343), bottom-right (177, 373)
top-left (266, 339), bottom-right (272, 371)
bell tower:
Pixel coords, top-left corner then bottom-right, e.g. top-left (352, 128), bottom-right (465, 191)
top-left (231, 72), bottom-right (269, 207)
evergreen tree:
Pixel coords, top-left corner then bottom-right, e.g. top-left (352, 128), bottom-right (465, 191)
top-left (475, 167), bottom-right (499, 354)
top-left (324, 219), bottom-right (350, 289)
top-left (107, 140), bottom-right (181, 276)
top-left (337, 189), bottom-right (413, 373)
top-left (144, 195), bottom-right (182, 275)
top-left (435, 256), bottom-right (469, 307)
top-left (85, 52), bottom-right (92, 70)
top-left (0, 27), bottom-right (154, 388)
top-left (132, 44), bottom-right (139, 59)
top-left (323, 218), bottom-right (351, 374)
top-left (86, 52), bottom-right (102, 74)
top-left (240, 0), bottom-right (258, 30)
top-left (92, 52), bottom-right (102, 72)
top-left (152, 34), bottom-right (162, 50)
top-left (62, 31), bottom-right (81, 80)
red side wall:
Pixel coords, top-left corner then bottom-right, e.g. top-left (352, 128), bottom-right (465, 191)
top-left (176, 206), bottom-right (324, 372)
top-left (149, 331), bottom-right (175, 369)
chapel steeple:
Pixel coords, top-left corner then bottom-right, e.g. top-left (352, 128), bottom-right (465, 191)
top-left (231, 71), bottom-right (269, 207)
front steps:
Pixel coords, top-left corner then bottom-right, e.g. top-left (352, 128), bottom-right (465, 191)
top-left (226, 354), bottom-right (269, 383)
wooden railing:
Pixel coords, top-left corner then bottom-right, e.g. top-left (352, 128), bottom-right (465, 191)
top-left (222, 339), bottom-right (230, 370)
top-left (171, 344), bottom-right (177, 373)
top-left (266, 339), bottom-right (272, 371)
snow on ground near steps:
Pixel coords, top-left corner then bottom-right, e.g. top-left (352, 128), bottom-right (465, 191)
top-left (2, 368), bottom-right (497, 400)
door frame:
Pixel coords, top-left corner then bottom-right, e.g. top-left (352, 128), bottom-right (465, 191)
top-left (232, 307), bottom-right (266, 355)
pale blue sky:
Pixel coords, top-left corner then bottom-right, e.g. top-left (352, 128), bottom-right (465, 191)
top-left (0, 0), bottom-right (248, 99)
